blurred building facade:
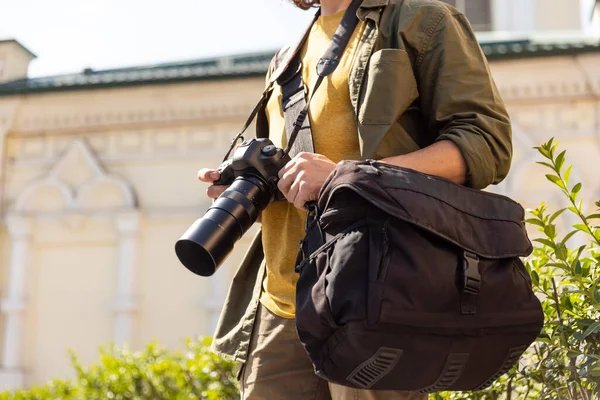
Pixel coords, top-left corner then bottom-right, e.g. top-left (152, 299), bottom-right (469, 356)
top-left (0, 0), bottom-right (599, 390)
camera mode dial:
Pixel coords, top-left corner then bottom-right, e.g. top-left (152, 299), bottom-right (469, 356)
top-left (261, 145), bottom-right (277, 157)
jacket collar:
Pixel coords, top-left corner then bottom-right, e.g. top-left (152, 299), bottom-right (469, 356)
top-left (359, 0), bottom-right (389, 8)
top-left (357, 0), bottom-right (388, 22)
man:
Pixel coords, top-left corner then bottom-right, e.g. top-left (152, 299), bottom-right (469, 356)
top-left (197, 0), bottom-right (512, 398)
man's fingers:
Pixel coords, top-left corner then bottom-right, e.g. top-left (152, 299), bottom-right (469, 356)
top-left (198, 168), bottom-right (220, 183)
top-left (286, 177), bottom-right (301, 206)
top-left (207, 185), bottom-right (228, 199)
top-left (292, 181), bottom-right (308, 210)
top-left (277, 168), bottom-right (295, 197)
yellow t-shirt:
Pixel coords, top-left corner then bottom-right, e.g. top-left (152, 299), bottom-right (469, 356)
top-left (259, 10), bottom-right (365, 318)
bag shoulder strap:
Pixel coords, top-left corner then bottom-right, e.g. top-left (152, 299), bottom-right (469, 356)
top-left (279, 0), bottom-right (363, 157)
top-left (222, 0), bottom-right (362, 161)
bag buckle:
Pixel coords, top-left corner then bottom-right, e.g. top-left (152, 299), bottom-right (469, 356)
top-left (462, 251), bottom-right (481, 296)
top-left (304, 201), bottom-right (320, 231)
top-left (294, 202), bottom-right (322, 274)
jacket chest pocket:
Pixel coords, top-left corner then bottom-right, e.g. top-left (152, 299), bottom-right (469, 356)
top-left (358, 49), bottom-right (419, 126)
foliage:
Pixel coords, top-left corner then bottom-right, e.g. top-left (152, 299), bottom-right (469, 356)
top-left (0, 337), bottom-right (239, 400)
top-left (434, 138), bottom-right (600, 399)
top-left (517, 139), bottom-right (600, 399)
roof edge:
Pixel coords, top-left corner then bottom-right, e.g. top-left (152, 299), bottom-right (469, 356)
top-left (1, 38), bottom-right (600, 96)
top-left (0, 39), bottom-right (37, 59)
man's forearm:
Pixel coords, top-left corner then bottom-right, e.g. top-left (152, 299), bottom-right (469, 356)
top-left (379, 140), bottom-right (467, 185)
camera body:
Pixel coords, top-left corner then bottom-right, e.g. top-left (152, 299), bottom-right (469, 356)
top-left (175, 138), bottom-right (290, 277)
top-left (213, 138), bottom-right (290, 202)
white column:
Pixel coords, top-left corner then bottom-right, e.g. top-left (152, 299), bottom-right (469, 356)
top-left (0, 215), bottom-right (33, 389)
top-left (114, 212), bottom-right (140, 347)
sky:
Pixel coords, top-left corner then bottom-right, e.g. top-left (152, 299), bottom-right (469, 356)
top-left (0, 0), bottom-right (597, 79)
top-left (0, 0), bottom-right (315, 78)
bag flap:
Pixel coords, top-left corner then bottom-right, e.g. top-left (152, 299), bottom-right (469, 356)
top-left (318, 160), bottom-right (533, 259)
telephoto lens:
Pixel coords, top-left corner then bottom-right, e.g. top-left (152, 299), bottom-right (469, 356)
top-left (175, 138), bottom-right (289, 276)
top-left (175, 174), bottom-right (272, 276)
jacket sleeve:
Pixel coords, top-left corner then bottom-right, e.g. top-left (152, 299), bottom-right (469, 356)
top-left (416, 8), bottom-right (512, 189)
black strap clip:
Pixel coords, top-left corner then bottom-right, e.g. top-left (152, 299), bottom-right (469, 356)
top-left (294, 109), bottom-right (308, 128)
top-left (304, 201), bottom-right (321, 232)
top-left (294, 202), bottom-right (323, 273)
top-left (462, 251), bottom-right (481, 296)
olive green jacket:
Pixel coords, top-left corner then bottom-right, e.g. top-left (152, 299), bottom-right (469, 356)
top-left (210, 0), bottom-right (512, 363)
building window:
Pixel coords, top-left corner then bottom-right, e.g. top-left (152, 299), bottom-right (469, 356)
top-left (442, 0), bottom-right (492, 31)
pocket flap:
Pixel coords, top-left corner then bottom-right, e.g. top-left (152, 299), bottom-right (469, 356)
top-left (359, 49), bottom-right (418, 126)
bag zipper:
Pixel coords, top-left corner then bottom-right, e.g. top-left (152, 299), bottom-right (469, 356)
top-left (377, 221), bottom-right (391, 281)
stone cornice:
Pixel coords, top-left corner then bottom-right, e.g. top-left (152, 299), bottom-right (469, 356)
top-left (0, 91), bottom-right (597, 137)
top-left (9, 101), bottom-right (260, 134)
top-left (0, 54), bottom-right (596, 135)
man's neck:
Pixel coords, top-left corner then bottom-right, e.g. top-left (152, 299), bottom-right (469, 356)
top-left (320, 0), bottom-right (353, 16)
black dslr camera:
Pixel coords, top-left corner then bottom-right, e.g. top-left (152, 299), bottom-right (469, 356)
top-left (175, 138), bottom-right (290, 277)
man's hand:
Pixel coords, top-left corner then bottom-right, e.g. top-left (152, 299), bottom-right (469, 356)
top-left (198, 167), bottom-right (263, 224)
top-left (197, 168), bottom-right (228, 200)
top-left (277, 152), bottom-right (337, 210)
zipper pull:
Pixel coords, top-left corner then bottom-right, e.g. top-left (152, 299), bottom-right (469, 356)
top-left (365, 159), bottom-right (382, 176)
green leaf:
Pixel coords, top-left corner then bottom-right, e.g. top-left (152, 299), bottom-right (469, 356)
top-left (536, 161), bottom-right (555, 170)
top-left (581, 264), bottom-right (590, 278)
top-left (536, 160), bottom-right (554, 169)
top-left (568, 206), bottom-right (580, 214)
top-left (571, 245), bottom-right (586, 262)
top-left (586, 213), bottom-right (600, 219)
top-left (555, 244), bottom-right (568, 261)
top-left (531, 270), bottom-right (540, 286)
top-left (546, 262), bottom-right (570, 272)
top-left (561, 230), bottom-right (578, 245)
top-left (567, 350), bottom-right (580, 358)
top-left (548, 208), bottom-right (566, 224)
top-left (575, 261), bottom-right (582, 276)
top-left (555, 150), bottom-right (566, 171)
top-left (571, 182), bottom-right (582, 196)
top-left (544, 225), bottom-right (557, 239)
top-left (574, 224), bottom-right (591, 234)
top-left (550, 142), bottom-right (559, 157)
top-left (542, 277), bottom-right (549, 292)
top-left (562, 288), bottom-right (588, 295)
top-left (525, 218), bottom-right (545, 228)
top-left (538, 146), bottom-right (551, 159)
top-left (564, 165), bottom-right (573, 186)
top-left (545, 174), bottom-right (563, 188)
top-left (533, 238), bottom-right (557, 250)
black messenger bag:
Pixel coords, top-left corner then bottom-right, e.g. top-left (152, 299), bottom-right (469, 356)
top-left (294, 160), bottom-right (544, 393)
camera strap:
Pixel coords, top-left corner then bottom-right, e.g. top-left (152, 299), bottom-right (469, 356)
top-left (222, 0), bottom-right (362, 161)
top-left (280, 0), bottom-right (362, 158)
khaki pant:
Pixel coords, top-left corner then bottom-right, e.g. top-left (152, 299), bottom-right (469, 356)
top-left (239, 304), bottom-right (428, 400)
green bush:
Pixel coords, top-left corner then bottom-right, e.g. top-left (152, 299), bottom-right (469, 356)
top-left (516, 139), bottom-right (600, 399)
top-left (0, 337), bottom-right (239, 400)
top-left (433, 138), bottom-right (600, 399)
